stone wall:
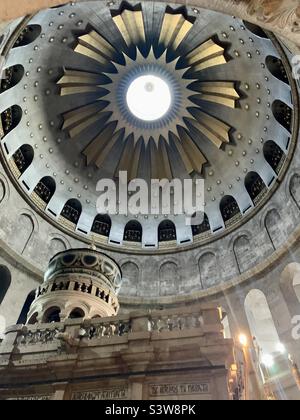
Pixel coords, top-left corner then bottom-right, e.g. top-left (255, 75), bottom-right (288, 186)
top-left (2, 133), bottom-right (300, 307)
top-left (0, 305), bottom-right (240, 400)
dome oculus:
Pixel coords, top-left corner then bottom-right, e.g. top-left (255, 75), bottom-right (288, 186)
top-left (126, 75), bottom-right (171, 121)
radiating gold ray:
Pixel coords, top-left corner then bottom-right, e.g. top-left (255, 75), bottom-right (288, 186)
top-left (170, 132), bottom-right (194, 175)
top-left (192, 56), bottom-right (227, 72)
top-left (60, 85), bottom-right (107, 96)
top-left (173, 19), bottom-right (193, 50)
top-left (159, 13), bottom-right (177, 46)
top-left (129, 138), bottom-right (143, 180)
top-left (62, 102), bottom-right (108, 132)
top-left (178, 128), bottom-right (207, 173)
top-left (186, 110), bottom-right (230, 148)
top-left (79, 30), bottom-right (116, 57)
top-left (82, 122), bottom-right (117, 166)
top-left (94, 129), bottom-right (124, 168)
top-left (58, 69), bottom-right (110, 96)
top-left (74, 44), bottom-right (109, 66)
top-left (68, 111), bottom-right (111, 138)
top-left (57, 69), bottom-right (108, 85)
top-left (185, 39), bottom-right (227, 71)
top-left (112, 15), bottom-right (131, 46)
top-left (122, 10), bottom-right (145, 46)
top-left (113, 9), bottom-right (145, 48)
top-left (159, 13), bottom-right (193, 50)
top-left (149, 138), bottom-right (161, 179)
top-left (191, 81), bottom-right (240, 108)
top-left (75, 30), bottom-right (117, 65)
top-left (115, 134), bottom-right (134, 176)
top-left (195, 82), bottom-right (239, 98)
top-left (158, 137), bottom-right (173, 180)
top-left (147, 136), bottom-right (173, 180)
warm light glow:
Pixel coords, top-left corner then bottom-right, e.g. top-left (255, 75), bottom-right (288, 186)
top-left (238, 333), bottom-right (248, 347)
top-left (231, 363), bottom-right (238, 372)
top-left (261, 354), bottom-right (274, 368)
top-left (276, 342), bottom-right (286, 354)
top-left (126, 74), bottom-right (171, 121)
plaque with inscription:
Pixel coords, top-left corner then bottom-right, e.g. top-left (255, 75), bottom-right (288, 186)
top-left (72, 386), bottom-right (129, 400)
top-left (7, 395), bottom-right (52, 400)
top-left (149, 382), bottom-right (210, 397)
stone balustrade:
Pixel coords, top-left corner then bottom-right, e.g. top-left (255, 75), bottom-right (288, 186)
top-left (16, 325), bottom-right (64, 346)
top-left (35, 279), bottom-right (119, 312)
top-left (0, 304), bottom-right (240, 401)
top-left (0, 304), bottom-right (223, 348)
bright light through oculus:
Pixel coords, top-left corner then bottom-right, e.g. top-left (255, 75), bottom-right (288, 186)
top-left (126, 75), bottom-right (171, 121)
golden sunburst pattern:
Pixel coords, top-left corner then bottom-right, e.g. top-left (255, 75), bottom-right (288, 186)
top-left (57, 5), bottom-right (240, 180)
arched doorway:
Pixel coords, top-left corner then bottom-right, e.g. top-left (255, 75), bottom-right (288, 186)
top-left (17, 290), bottom-right (36, 324)
top-left (0, 266), bottom-right (11, 305)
